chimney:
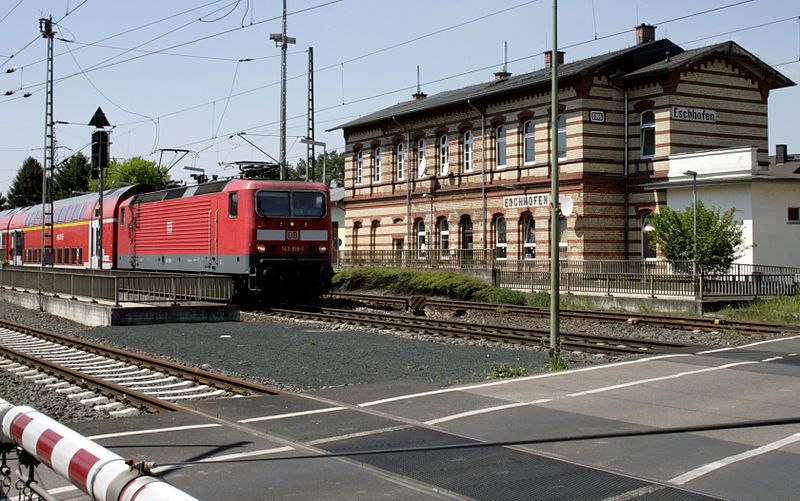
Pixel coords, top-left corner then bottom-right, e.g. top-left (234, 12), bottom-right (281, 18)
top-left (776, 144), bottom-right (788, 164)
top-left (544, 50), bottom-right (565, 68)
top-left (494, 70), bottom-right (511, 81)
top-left (635, 24), bottom-right (656, 45)
top-left (412, 91), bottom-right (427, 101)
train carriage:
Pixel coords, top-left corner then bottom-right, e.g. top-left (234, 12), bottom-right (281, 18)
top-left (1, 179), bottom-right (333, 301)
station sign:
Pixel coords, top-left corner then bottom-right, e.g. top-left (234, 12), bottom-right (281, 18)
top-left (672, 106), bottom-right (716, 123)
top-left (503, 193), bottom-right (549, 209)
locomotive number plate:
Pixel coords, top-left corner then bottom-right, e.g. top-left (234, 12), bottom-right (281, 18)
top-left (281, 245), bottom-right (304, 252)
top-left (286, 230), bottom-right (300, 240)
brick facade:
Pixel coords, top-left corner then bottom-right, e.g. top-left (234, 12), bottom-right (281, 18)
top-left (336, 31), bottom-right (792, 261)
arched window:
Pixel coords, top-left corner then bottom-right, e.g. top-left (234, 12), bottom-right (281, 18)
top-left (437, 217), bottom-right (449, 258)
top-left (417, 138), bottom-right (426, 178)
top-left (557, 115), bottom-right (567, 159)
top-left (373, 147), bottom-right (382, 183)
top-left (438, 135), bottom-right (449, 175)
top-left (522, 214), bottom-right (536, 260)
top-left (370, 220), bottom-right (379, 253)
top-left (395, 142), bottom-right (405, 180)
top-left (641, 111), bottom-right (655, 159)
top-left (355, 150), bottom-right (364, 185)
top-left (523, 120), bottom-right (535, 164)
top-left (460, 215), bottom-right (473, 265)
top-left (495, 125), bottom-right (507, 168)
top-left (494, 216), bottom-right (507, 259)
top-left (642, 213), bottom-right (656, 259)
top-left (352, 221), bottom-right (361, 252)
top-left (463, 130), bottom-right (473, 172)
top-left (415, 219), bottom-right (426, 256)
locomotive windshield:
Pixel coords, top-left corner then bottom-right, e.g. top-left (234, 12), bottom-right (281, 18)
top-left (256, 190), bottom-right (326, 218)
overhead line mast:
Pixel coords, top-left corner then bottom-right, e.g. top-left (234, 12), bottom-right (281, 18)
top-left (270, 0), bottom-right (296, 180)
top-left (40, 16), bottom-right (55, 268)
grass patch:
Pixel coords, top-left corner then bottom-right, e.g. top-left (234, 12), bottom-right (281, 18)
top-left (489, 366), bottom-right (528, 379)
top-left (545, 354), bottom-right (570, 372)
top-left (723, 296), bottom-right (800, 325)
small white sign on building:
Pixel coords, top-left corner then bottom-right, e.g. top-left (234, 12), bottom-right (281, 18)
top-left (503, 193), bottom-right (549, 209)
top-left (672, 106), bottom-right (716, 123)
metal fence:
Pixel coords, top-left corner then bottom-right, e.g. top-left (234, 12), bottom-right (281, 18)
top-left (0, 266), bottom-right (232, 304)
top-left (334, 250), bottom-right (799, 299)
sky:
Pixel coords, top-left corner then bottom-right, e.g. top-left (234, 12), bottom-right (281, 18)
top-left (0, 0), bottom-right (798, 194)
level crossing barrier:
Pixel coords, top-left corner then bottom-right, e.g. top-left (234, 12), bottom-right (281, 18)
top-left (0, 397), bottom-right (196, 500)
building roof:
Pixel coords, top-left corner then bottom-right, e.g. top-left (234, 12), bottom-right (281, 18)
top-left (332, 39), bottom-right (794, 132)
top-left (769, 152), bottom-right (800, 175)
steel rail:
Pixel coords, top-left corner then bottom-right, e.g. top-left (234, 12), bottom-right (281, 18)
top-left (330, 292), bottom-right (800, 335)
top-left (0, 344), bottom-right (179, 414)
top-left (0, 320), bottom-right (282, 402)
top-left (267, 306), bottom-right (693, 355)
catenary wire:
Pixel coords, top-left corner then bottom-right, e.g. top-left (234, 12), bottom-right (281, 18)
top-left (0, 0), bottom-right (26, 27)
top-left (153, 415), bottom-right (800, 467)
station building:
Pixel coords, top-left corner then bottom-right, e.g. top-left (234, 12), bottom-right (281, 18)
top-left (333, 25), bottom-right (794, 264)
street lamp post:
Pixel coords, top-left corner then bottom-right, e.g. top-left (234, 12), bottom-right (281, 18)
top-left (299, 137), bottom-right (327, 184)
top-left (683, 170), bottom-right (698, 279)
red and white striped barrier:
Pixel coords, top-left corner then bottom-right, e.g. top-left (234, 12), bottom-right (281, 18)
top-left (0, 398), bottom-right (196, 501)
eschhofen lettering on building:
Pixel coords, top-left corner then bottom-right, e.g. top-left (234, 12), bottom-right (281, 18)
top-left (503, 194), bottom-right (549, 210)
top-left (672, 106), bottom-right (716, 123)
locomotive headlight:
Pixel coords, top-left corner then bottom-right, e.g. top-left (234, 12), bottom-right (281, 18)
top-left (289, 221), bottom-right (295, 227)
top-left (256, 243), bottom-right (267, 253)
top-left (319, 245), bottom-right (328, 253)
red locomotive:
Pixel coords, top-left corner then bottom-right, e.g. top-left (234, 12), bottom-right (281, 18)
top-left (0, 179), bottom-right (334, 299)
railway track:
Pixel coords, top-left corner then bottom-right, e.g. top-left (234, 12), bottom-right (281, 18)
top-left (0, 320), bottom-right (280, 415)
top-left (330, 292), bottom-right (800, 335)
top-left (266, 306), bottom-right (695, 355)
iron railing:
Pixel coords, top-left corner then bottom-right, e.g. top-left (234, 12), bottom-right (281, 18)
top-left (334, 250), bottom-right (799, 298)
top-left (0, 266), bottom-right (232, 304)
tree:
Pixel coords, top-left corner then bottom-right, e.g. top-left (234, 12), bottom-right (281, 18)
top-left (89, 156), bottom-right (170, 190)
top-left (293, 150), bottom-right (344, 187)
top-left (647, 201), bottom-right (744, 273)
top-left (53, 153), bottom-right (92, 200)
top-left (0, 193), bottom-right (6, 210)
top-left (7, 157), bottom-right (43, 208)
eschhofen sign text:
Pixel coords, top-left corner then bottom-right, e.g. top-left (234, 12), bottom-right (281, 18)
top-left (672, 106), bottom-right (716, 123)
top-left (503, 193), bottom-right (549, 209)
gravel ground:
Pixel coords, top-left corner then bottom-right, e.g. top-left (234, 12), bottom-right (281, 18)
top-left (0, 297), bottom-right (790, 423)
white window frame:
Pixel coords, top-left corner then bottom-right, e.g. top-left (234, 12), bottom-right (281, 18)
top-left (640, 110), bottom-right (655, 159)
top-left (396, 143), bottom-right (405, 180)
top-left (417, 138), bottom-right (426, 178)
top-left (523, 120), bottom-right (535, 165)
top-left (438, 218), bottom-right (449, 258)
top-left (495, 125), bottom-right (507, 168)
top-left (416, 219), bottom-right (426, 257)
top-left (495, 216), bottom-right (507, 260)
top-left (438, 135), bottom-right (449, 176)
top-left (373, 147), bottom-right (382, 183)
top-left (641, 215), bottom-right (657, 259)
top-left (355, 150), bottom-right (363, 185)
top-left (463, 130), bottom-right (472, 172)
top-left (523, 215), bottom-right (536, 260)
top-left (557, 115), bottom-right (567, 159)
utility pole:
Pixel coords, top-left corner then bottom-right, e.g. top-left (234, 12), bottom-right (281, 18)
top-left (40, 16), bottom-right (55, 269)
top-left (306, 47), bottom-right (315, 182)
top-left (270, 0), bottom-right (296, 180)
top-left (549, 0), bottom-right (561, 361)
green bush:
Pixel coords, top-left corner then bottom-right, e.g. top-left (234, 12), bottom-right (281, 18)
top-left (333, 268), bottom-right (488, 300)
top-left (474, 287), bottom-right (527, 305)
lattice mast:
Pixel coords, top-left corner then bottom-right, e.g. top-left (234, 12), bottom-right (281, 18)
top-left (40, 16), bottom-right (55, 268)
top-left (306, 47), bottom-right (315, 182)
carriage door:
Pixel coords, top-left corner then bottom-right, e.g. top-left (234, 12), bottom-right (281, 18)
top-left (89, 219), bottom-right (100, 268)
top-left (11, 231), bottom-right (23, 266)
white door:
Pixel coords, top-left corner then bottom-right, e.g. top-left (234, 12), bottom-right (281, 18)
top-left (90, 220), bottom-right (100, 269)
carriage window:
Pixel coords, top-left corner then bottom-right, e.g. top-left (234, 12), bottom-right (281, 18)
top-left (256, 190), bottom-right (326, 218)
top-left (257, 191), bottom-right (291, 217)
top-left (57, 248), bottom-right (63, 264)
top-left (71, 248), bottom-right (78, 265)
top-left (292, 191), bottom-right (326, 217)
top-left (229, 192), bottom-right (238, 218)
top-left (120, 208), bottom-right (125, 226)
